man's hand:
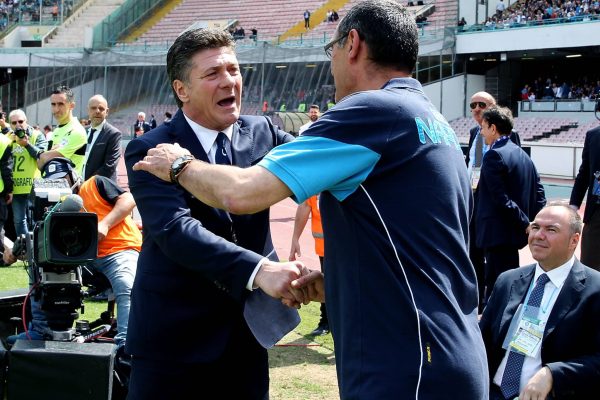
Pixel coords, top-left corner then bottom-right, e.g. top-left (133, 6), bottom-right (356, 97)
top-left (97, 220), bottom-right (109, 242)
top-left (5, 193), bottom-right (12, 205)
top-left (292, 266), bottom-right (325, 303)
top-left (16, 134), bottom-right (30, 148)
top-left (254, 260), bottom-right (306, 306)
top-left (132, 143), bottom-right (191, 182)
top-left (289, 239), bottom-right (301, 261)
top-left (519, 366), bottom-right (553, 400)
top-left (3, 245), bottom-right (16, 265)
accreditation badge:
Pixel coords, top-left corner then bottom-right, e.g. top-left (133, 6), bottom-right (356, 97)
top-left (503, 304), bottom-right (544, 358)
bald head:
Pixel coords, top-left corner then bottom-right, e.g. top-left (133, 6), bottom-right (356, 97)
top-left (88, 94), bottom-right (109, 127)
top-left (470, 91), bottom-right (496, 125)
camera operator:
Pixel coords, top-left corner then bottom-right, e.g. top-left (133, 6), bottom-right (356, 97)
top-left (78, 174), bottom-right (141, 349)
top-left (7, 109), bottom-right (47, 238)
top-left (0, 111), bottom-right (13, 265)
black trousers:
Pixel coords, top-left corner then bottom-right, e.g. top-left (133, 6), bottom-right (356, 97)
top-left (581, 208), bottom-right (600, 271)
top-left (484, 245), bottom-right (520, 299)
top-left (127, 327), bottom-right (269, 400)
top-left (318, 256), bottom-right (328, 325)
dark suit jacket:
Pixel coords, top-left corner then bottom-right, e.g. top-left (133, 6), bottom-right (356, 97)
top-left (84, 121), bottom-right (122, 181)
top-left (570, 126), bottom-right (600, 223)
top-left (124, 110), bottom-right (293, 377)
top-left (480, 260), bottom-right (600, 399)
top-left (465, 125), bottom-right (522, 167)
top-left (132, 121), bottom-right (152, 137)
top-left (475, 139), bottom-right (546, 249)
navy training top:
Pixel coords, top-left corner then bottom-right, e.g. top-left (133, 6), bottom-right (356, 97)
top-left (259, 78), bottom-right (489, 399)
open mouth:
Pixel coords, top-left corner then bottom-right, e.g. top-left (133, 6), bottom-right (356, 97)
top-left (217, 96), bottom-right (236, 107)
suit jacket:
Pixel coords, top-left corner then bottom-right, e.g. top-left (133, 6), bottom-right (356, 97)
top-left (465, 125), bottom-right (521, 167)
top-left (133, 121), bottom-right (152, 136)
top-left (124, 110), bottom-right (294, 366)
top-left (475, 139), bottom-right (546, 249)
top-left (480, 260), bottom-right (600, 399)
top-left (84, 121), bottom-right (122, 181)
top-left (570, 126), bottom-right (600, 223)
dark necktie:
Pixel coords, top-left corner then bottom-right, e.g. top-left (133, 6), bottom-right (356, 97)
top-left (213, 132), bottom-right (232, 225)
top-left (88, 128), bottom-right (96, 144)
top-left (500, 273), bottom-right (550, 399)
top-left (474, 130), bottom-right (484, 168)
top-left (214, 132), bottom-right (231, 165)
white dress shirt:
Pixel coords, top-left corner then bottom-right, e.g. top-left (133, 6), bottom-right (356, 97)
top-left (183, 113), bottom-right (266, 290)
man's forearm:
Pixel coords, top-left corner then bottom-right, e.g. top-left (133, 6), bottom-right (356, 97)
top-left (37, 149), bottom-right (64, 169)
top-left (99, 194), bottom-right (136, 229)
top-left (177, 160), bottom-right (292, 215)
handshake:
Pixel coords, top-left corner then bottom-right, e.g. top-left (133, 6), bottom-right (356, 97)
top-left (254, 260), bottom-right (325, 308)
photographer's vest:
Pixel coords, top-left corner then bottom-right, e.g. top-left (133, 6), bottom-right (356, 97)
top-left (307, 195), bottom-right (324, 257)
top-left (79, 176), bottom-right (142, 258)
top-left (0, 133), bottom-right (11, 193)
top-left (11, 129), bottom-right (42, 195)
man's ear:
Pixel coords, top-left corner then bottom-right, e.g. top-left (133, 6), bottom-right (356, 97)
top-left (173, 80), bottom-right (189, 105)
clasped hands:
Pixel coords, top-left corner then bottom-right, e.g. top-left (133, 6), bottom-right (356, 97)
top-left (254, 260), bottom-right (325, 308)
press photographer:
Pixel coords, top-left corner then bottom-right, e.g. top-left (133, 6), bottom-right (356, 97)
top-left (7, 109), bottom-right (47, 239)
top-left (0, 109), bottom-right (13, 266)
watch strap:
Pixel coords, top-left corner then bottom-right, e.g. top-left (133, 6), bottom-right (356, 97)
top-left (170, 154), bottom-right (195, 184)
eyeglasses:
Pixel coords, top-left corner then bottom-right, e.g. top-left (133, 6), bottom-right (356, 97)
top-left (10, 120), bottom-right (25, 125)
top-left (469, 102), bottom-right (487, 110)
top-left (324, 33), bottom-right (348, 58)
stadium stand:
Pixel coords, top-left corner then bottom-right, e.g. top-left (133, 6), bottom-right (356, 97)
top-left (44, 0), bottom-right (126, 47)
top-left (133, 0), bottom-right (335, 45)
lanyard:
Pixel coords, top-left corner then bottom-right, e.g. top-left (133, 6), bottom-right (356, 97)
top-left (522, 276), bottom-right (560, 315)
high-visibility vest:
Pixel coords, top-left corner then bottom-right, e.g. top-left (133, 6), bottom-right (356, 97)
top-left (307, 195), bottom-right (324, 257)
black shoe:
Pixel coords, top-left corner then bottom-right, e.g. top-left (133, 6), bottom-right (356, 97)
top-left (309, 324), bottom-right (330, 336)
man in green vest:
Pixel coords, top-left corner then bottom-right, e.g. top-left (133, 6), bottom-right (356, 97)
top-left (7, 109), bottom-right (47, 237)
top-left (37, 85), bottom-right (87, 175)
top-left (0, 113), bottom-right (13, 265)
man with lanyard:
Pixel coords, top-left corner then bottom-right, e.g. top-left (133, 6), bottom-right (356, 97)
top-left (5, 109), bottom-right (47, 238)
top-left (480, 203), bottom-right (600, 399)
top-left (37, 85), bottom-right (87, 175)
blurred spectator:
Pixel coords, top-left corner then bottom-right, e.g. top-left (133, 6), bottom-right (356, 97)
top-left (250, 27), bottom-right (258, 41)
top-left (304, 9), bottom-right (311, 28)
top-left (458, 17), bottom-right (467, 30)
top-left (164, 112), bottom-right (172, 123)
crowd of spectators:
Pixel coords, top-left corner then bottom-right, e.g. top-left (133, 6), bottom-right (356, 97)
top-left (520, 75), bottom-right (600, 101)
top-left (228, 24), bottom-right (258, 41)
top-left (0, 0), bottom-right (73, 31)
top-left (477, 0), bottom-right (600, 30)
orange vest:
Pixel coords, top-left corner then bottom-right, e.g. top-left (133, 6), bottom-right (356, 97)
top-left (307, 195), bottom-right (324, 256)
top-left (79, 176), bottom-right (142, 258)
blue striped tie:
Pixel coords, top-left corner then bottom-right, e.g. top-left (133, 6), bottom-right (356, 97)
top-left (500, 273), bottom-right (550, 399)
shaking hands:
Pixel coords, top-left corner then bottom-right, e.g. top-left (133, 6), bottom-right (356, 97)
top-left (254, 261), bottom-right (325, 308)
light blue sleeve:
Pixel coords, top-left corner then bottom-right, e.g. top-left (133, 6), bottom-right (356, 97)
top-left (258, 135), bottom-right (380, 203)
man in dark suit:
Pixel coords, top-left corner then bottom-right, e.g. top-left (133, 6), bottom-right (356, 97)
top-left (132, 112), bottom-right (151, 137)
top-left (83, 94), bottom-right (122, 181)
top-left (465, 91), bottom-right (521, 310)
top-left (480, 203), bottom-right (600, 399)
top-left (124, 28), bottom-right (301, 400)
top-left (476, 106), bottom-right (546, 297)
top-left (569, 124), bottom-right (600, 270)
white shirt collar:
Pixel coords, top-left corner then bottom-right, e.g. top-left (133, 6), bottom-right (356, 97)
top-left (183, 113), bottom-right (233, 155)
top-left (533, 255), bottom-right (575, 289)
top-left (90, 120), bottom-right (105, 132)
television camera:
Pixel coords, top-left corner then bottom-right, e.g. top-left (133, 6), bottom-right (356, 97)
top-left (14, 158), bottom-right (100, 341)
